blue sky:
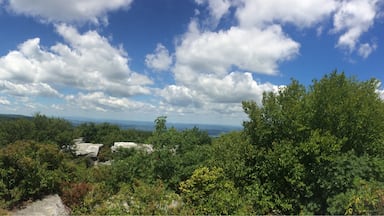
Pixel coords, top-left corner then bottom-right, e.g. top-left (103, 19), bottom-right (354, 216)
top-left (0, 0), bottom-right (383, 126)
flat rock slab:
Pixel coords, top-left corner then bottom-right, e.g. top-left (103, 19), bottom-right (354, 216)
top-left (13, 194), bottom-right (69, 216)
top-left (75, 143), bottom-right (103, 157)
top-left (112, 142), bottom-right (153, 153)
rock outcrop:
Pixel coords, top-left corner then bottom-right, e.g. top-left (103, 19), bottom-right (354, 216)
top-left (73, 138), bottom-right (103, 158)
top-left (12, 194), bottom-right (69, 216)
top-left (112, 142), bottom-right (153, 153)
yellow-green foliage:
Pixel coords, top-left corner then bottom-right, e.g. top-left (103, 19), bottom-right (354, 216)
top-left (179, 167), bottom-right (242, 215)
top-left (94, 180), bottom-right (181, 215)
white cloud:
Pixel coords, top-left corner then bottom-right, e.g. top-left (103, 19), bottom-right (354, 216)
top-left (162, 22), bottom-right (287, 113)
top-left (159, 72), bottom-right (280, 112)
top-left (0, 80), bottom-right (61, 97)
top-left (66, 92), bottom-right (154, 112)
top-left (236, 0), bottom-right (337, 28)
top-left (163, 0), bottom-right (382, 119)
top-left (159, 85), bottom-right (204, 107)
top-left (175, 21), bottom-right (299, 78)
top-left (51, 104), bottom-right (64, 111)
top-left (197, 72), bottom-right (280, 103)
top-left (195, 0), bottom-right (231, 27)
top-left (316, 26), bottom-right (324, 37)
top-left (0, 97), bottom-right (10, 105)
top-left (157, 16), bottom-right (296, 118)
top-left (376, 85), bottom-right (384, 100)
top-left (145, 43), bottom-right (173, 72)
top-left (358, 42), bottom-right (377, 58)
top-left (332, 0), bottom-right (378, 51)
top-left (233, 0), bottom-right (380, 57)
top-left (0, 24), bottom-right (152, 98)
top-left (6, 0), bottom-right (133, 24)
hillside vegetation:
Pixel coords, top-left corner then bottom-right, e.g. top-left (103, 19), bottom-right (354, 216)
top-left (1, 71), bottom-right (384, 215)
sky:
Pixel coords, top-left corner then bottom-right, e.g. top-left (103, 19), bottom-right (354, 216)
top-left (0, 0), bottom-right (383, 126)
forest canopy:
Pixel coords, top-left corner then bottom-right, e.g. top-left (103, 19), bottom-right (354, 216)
top-left (1, 71), bottom-right (384, 215)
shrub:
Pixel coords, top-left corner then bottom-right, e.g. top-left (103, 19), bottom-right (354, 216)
top-left (179, 167), bottom-right (242, 215)
top-left (60, 182), bottom-right (93, 210)
top-left (0, 141), bottom-right (67, 209)
top-left (94, 180), bottom-right (181, 215)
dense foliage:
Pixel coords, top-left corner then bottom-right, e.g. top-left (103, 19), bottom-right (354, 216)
top-left (0, 71), bottom-right (384, 214)
top-left (0, 114), bottom-right (74, 149)
top-left (0, 141), bottom-right (66, 208)
top-left (242, 72), bottom-right (384, 214)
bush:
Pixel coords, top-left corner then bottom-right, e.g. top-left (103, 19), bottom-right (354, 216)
top-left (0, 141), bottom-right (67, 209)
top-left (179, 167), bottom-right (242, 215)
top-left (328, 179), bottom-right (384, 215)
top-left (60, 182), bottom-right (93, 210)
top-left (94, 180), bottom-right (181, 215)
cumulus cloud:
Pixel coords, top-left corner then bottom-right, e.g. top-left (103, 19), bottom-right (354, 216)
top-left (0, 24), bottom-right (152, 99)
top-left (175, 21), bottom-right (299, 77)
top-left (232, 0), bottom-right (380, 58)
top-left (159, 85), bottom-right (204, 108)
top-left (145, 43), bottom-right (173, 72)
top-left (5, 0), bottom-right (133, 24)
top-left (0, 80), bottom-right (61, 97)
top-left (66, 92), bottom-right (154, 112)
top-left (0, 97), bottom-right (10, 105)
top-left (236, 0), bottom-right (337, 28)
top-left (332, 0), bottom-right (378, 52)
top-left (195, 0), bottom-right (231, 27)
top-left (174, 0), bottom-right (373, 119)
top-left (160, 21), bottom-right (288, 114)
top-left (160, 72), bottom-right (281, 108)
top-left (157, 0), bottom-right (381, 120)
top-left (157, 6), bottom-right (299, 116)
top-left (231, 0), bottom-right (379, 58)
top-left (198, 72), bottom-right (280, 103)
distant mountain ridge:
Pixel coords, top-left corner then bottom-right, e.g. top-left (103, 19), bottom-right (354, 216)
top-left (0, 114), bottom-right (32, 121)
top-left (0, 113), bottom-right (242, 137)
top-left (66, 117), bottom-right (242, 137)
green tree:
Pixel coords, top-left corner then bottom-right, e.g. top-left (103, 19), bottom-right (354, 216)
top-left (147, 124), bottom-right (212, 191)
top-left (32, 114), bottom-right (74, 149)
top-left (107, 149), bottom-right (154, 192)
top-left (208, 131), bottom-right (255, 188)
top-left (154, 116), bottom-right (167, 134)
top-left (0, 118), bottom-right (35, 147)
top-left (75, 123), bottom-right (98, 143)
top-left (149, 116), bottom-right (169, 149)
top-left (308, 72), bottom-right (384, 156)
top-left (242, 71), bottom-right (384, 214)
